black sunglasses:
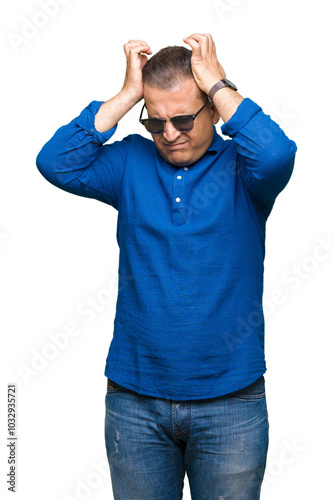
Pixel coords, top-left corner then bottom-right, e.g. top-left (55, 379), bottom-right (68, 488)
top-left (139, 98), bottom-right (210, 135)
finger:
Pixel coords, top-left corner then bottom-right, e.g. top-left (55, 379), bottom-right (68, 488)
top-left (183, 33), bottom-right (210, 55)
top-left (131, 45), bottom-right (152, 54)
top-left (203, 33), bottom-right (215, 52)
top-left (198, 34), bottom-right (210, 55)
top-left (140, 53), bottom-right (149, 69)
top-left (127, 47), bottom-right (152, 71)
top-left (183, 35), bottom-right (200, 55)
top-left (183, 33), bottom-right (211, 44)
top-left (212, 40), bottom-right (217, 55)
top-left (203, 34), bottom-right (217, 54)
top-left (127, 39), bottom-right (150, 45)
top-left (124, 41), bottom-right (152, 55)
top-left (203, 33), bottom-right (213, 41)
top-left (124, 43), bottom-right (151, 52)
top-left (124, 44), bottom-right (152, 57)
top-left (183, 36), bottom-right (199, 46)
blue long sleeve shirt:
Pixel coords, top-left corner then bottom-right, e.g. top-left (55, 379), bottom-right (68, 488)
top-left (36, 98), bottom-right (297, 400)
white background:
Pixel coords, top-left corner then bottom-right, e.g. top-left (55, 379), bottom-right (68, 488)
top-left (1, 0), bottom-right (332, 498)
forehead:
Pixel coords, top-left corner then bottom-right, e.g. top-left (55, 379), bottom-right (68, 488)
top-left (143, 79), bottom-right (204, 118)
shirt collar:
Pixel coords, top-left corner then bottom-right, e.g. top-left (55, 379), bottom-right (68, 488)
top-left (206, 126), bottom-right (224, 154)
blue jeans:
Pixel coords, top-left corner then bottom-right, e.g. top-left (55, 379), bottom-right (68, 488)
top-left (105, 375), bottom-right (269, 499)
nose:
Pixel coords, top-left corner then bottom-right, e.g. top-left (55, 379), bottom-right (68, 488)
top-left (162, 120), bottom-right (182, 143)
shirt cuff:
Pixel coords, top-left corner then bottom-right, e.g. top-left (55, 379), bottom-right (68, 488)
top-left (221, 97), bottom-right (262, 137)
top-left (76, 100), bottom-right (117, 143)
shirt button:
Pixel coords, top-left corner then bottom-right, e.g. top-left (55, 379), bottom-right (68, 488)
top-left (175, 197), bottom-right (181, 202)
top-left (177, 175), bottom-right (182, 179)
top-left (184, 167), bottom-right (188, 170)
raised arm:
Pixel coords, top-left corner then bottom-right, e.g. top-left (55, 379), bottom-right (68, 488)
top-left (95, 40), bottom-right (152, 132)
top-left (220, 98), bottom-right (297, 216)
top-left (36, 40), bottom-right (152, 209)
top-left (183, 32), bottom-right (297, 216)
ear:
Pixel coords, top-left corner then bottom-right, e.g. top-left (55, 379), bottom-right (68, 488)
top-left (210, 103), bottom-right (220, 124)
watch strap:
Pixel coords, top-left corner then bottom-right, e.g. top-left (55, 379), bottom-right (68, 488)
top-left (208, 79), bottom-right (237, 103)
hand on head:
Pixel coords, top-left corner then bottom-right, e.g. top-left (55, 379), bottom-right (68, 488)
top-left (121, 34), bottom-right (225, 105)
top-left (183, 33), bottom-right (226, 95)
top-left (121, 40), bottom-right (152, 103)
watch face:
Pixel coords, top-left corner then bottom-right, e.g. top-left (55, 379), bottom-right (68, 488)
top-left (222, 78), bottom-right (237, 91)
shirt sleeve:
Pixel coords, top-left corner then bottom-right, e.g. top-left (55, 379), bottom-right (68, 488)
top-left (221, 97), bottom-right (297, 217)
top-left (36, 100), bottom-right (130, 210)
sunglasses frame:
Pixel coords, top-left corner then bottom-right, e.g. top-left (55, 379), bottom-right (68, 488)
top-left (139, 98), bottom-right (210, 135)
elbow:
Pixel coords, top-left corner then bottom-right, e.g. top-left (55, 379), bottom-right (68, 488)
top-left (36, 145), bottom-right (58, 184)
top-left (35, 147), bottom-right (59, 187)
top-left (265, 137), bottom-right (297, 190)
top-left (279, 138), bottom-right (297, 183)
top-left (36, 141), bottom-right (51, 176)
top-left (251, 138), bottom-right (297, 202)
top-left (280, 136), bottom-right (297, 166)
top-left (36, 149), bottom-right (46, 176)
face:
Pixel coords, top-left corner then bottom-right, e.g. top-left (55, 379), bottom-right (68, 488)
top-left (143, 79), bottom-right (220, 167)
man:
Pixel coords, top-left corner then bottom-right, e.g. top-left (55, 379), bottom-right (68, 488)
top-left (36, 33), bottom-right (297, 499)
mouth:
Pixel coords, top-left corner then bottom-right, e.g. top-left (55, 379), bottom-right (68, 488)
top-left (164, 142), bottom-right (186, 149)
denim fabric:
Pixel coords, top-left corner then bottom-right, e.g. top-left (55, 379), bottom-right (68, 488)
top-left (105, 376), bottom-right (269, 499)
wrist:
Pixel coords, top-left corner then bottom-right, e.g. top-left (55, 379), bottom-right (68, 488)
top-left (119, 88), bottom-right (143, 108)
top-left (202, 76), bottom-right (224, 96)
top-left (208, 78), bottom-right (238, 102)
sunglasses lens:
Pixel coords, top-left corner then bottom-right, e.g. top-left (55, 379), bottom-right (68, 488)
top-left (141, 116), bottom-right (195, 134)
top-left (172, 116), bottom-right (194, 132)
top-left (144, 119), bottom-right (164, 134)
